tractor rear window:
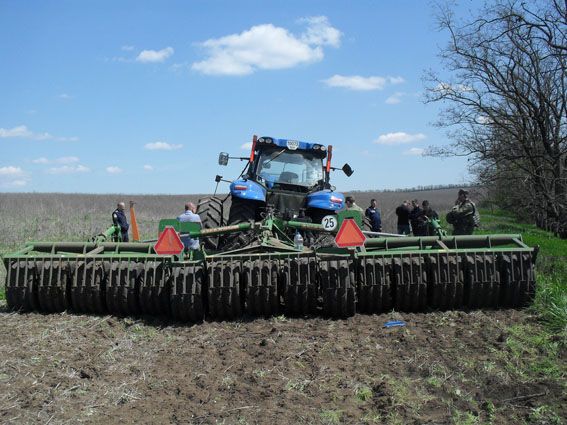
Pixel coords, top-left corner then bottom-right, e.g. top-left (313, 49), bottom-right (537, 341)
top-left (256, 150), bottom-right (323, 187)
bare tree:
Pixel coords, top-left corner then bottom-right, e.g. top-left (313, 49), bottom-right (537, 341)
top-left (425, 0), bottom-right (566, 234)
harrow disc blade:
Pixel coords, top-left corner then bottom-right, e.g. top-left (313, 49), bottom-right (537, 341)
top-left (498, 252), bottom-right (536, 308)
top-left (138, 261), bottom-right (170, 316)
top-left (357, 257), bottom-right (392, 314)
top-left (38, 259), bottom-right (70, 313)
top-left (426, 254), bottom-right (465, 310)
top-left (71, 260), bottom-right (106, 314)
top-left (464, 253), bottom-right (501, 309)
top-left (282, 256), bottom-right (317, 317)
top-left (392, 256), bottom-right (427, 312)
top-left (243, 258), bottom-right (279, 317)
top-left (319, 257), bottom-right (356, 318)
top-left (107, 261), bottom-right (141, 316)
top-left (5, 259), bottom-right (39, 312)
top-left (207, 259), bottom-right (242, 320)
top-left (171, 264), bottom-right (204, 322)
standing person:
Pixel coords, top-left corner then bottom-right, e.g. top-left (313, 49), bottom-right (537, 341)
top-left (446, 189), bottom-right (476, 235)
top-left (345, 196), bottom-right (364, 213)
top-left (112, 202), bottom-right (129, 242)
top-left (177, 202), bottom-right (202, 250)
top-left (395, 200), bottom-right (411, 235)
top-left (421, 200), bottom-right (439, 236)
top-left (365, 199), bottom-right (382, 232)
top-left (409, 199), bottom-right (425, 236)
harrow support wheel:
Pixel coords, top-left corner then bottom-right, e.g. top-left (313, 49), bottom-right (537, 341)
top-left (281, 256), bottom-right (317, 316)
top-left (107, 261), bottom-right (141, 316)
top-left (38, 259), bottom-right (70, 313)
top-left (319, 258), bottom-right (356, 318)
top-left (427, 254), bottom-right (464, 310)
top-left (5, 259), bottom-right (39, 312)
top-left (393, 256), bottom-right (427, 312)
top-left (244, 258), bottom-right (279, 317)
top-left (138, 261), bottom-right (170, 316)
top-left (464, 253), bottom-right (501, 309)
top-left (207, 260), bottom-right (242, 320)
top-left (71, 260), bottom-right (106, 314)
top-left (171, 264), bottom-right (204, 322)
top-left (357, 257), bottom-right (392, 314)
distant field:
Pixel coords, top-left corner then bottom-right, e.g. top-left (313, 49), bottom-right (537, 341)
top-left (0, 187), bottom-right (476, 248)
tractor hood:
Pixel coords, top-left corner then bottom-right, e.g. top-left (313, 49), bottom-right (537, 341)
top-left (306, 190), bottom-right (345, 211)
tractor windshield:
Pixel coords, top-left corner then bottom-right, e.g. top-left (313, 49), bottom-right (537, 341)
top-left (256, 149), bottom-right (324, 187)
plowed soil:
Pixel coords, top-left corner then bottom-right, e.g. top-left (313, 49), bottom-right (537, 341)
top-left (0, 307), bottom-right (564, 424)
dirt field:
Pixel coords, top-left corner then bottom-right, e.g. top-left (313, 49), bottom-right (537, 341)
top-left (1, 189), bottom-right (564, 425)
top-left (0, 307), bottom-right (564, 425)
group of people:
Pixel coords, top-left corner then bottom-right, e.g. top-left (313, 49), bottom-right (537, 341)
top-left (112, 189), bottom-right (477, 250)
top-left (346, 188), bottom-right (478, 236)
top-left (395, 199), bottom-right (440, 236)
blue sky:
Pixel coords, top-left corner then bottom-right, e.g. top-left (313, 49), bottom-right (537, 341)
top-left (0, 0), bottom-right (477, 194)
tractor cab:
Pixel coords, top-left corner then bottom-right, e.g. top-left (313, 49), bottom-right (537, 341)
top-left (250, 137), bottom-right (327, 191)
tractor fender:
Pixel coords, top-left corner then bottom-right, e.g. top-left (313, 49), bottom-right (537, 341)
top-left (307, 190), bottom-right (345, 211)
top-left (230, 179), bottom-right (266, 202)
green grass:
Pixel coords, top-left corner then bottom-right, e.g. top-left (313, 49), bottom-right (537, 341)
top-left (478, 210), bottom-right (567, 338)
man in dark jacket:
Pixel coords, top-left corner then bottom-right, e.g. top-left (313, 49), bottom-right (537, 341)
top-left (409, 199), bottom-right (425, 236)
top-left (421, 200), bottom-right (439, 236)
top-left (365, 199), bottom-right (382, 232)
top-left (446, 189), bottom-right (476, 235)
top-left (112, 202), bottom-right (129, 242)
top-left (395, 200), bottom-right (411, 235)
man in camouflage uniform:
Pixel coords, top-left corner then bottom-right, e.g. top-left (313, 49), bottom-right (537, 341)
top-left (446, 189), bottom-right (476, 235)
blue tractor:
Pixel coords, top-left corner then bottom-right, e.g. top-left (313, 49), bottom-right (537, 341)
top-left (197, 135), bottom-right (354, 250)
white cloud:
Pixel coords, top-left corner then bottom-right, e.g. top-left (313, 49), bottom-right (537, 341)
top-left (47, 164), bottom-right (90, 175)
top-left (192, 16), bottom-right (341, 76)
top-left (403, 147), bottom-right (425, 156)
top-left (143, 165), bottom-right (154, 171)
top-left (374, 132), bottom-right (426, 145)
top-left (32, 156), bottom-right (80, 164)
top-left (106, 166), bottom-right (123, 174)
top-left (0, 125), bottom-right (77, 141)
top-left (0, 166), bottom-right (24, 176)
top-left (241, 142), bottom-right (253, 150)
top-left (385, 92), bottom-right (404, 104)
top-left (322, 75), bottom-right (404, 91)
top-left (299, 16), bottom-right (341, 47)
top-left (56, 156), bottom-right (80, 164)
top-left (136, 47), bottom-right (174, 63)
top-left (6, 179), bottom-right (28, 187)
top-left (144, 141), bottom-right (183, 151)
top-left (0, 166), bottom-right (29, 188)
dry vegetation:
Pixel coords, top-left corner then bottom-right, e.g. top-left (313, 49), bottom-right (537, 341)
top-left (0, 187), bottom-right (468, 246)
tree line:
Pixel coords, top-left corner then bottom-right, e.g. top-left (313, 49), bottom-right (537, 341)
top-left (425, 0), bottom-right (566, 237)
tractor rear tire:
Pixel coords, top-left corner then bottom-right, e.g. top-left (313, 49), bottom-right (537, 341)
top-left (196, 197), bottom-right (225, 251)
top-left (221, 197), bottom-right (259, 251)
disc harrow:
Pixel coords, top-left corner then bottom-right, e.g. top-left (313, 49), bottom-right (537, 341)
top-left (2, 229), bottom-right (537, 323)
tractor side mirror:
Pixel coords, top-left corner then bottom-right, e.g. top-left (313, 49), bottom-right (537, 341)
top-left (215, 175), bottom-right (223, 183)
top-left (342, 163), bottom-right (354, 177)
top-left (218, 152), bottom-right (229, 166)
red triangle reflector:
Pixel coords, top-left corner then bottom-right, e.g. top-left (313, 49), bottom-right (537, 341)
top-left (154, 226), bottom-right (184, 255)
top-left (335, 218), bottom-right (366, 248)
